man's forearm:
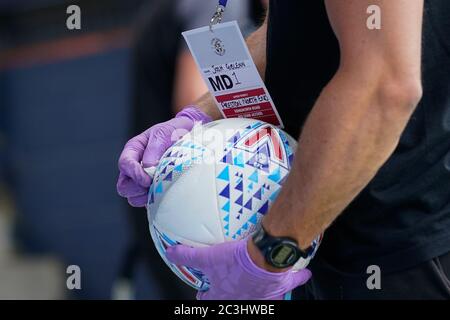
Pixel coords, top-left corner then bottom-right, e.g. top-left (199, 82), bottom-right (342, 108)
top-left (195, 20), bottom-right (268, 120)
top-left (261, 71), bottom-right (422, 250)
top-left (252, 0), bottom-right (424, 260)
top-left (247, 19), bottom-right (268, 79)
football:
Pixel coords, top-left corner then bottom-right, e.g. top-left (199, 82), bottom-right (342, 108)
top-left (147, 118), bottom-right (322, 290)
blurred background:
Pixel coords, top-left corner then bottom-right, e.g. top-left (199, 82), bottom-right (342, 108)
top-left (0, 0), bottom-right (266, 299)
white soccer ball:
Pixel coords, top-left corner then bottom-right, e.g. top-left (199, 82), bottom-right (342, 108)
top-left (147, 118), bottom-right (322, 290)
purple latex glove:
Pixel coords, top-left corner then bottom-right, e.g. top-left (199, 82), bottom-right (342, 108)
top-left (166, 238), bottom-right (312, 300)
top-left (116, 106), bottom-right (212, 207)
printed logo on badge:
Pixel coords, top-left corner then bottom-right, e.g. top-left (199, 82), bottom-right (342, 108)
top-left (211, 38), bottom-right (226, 56)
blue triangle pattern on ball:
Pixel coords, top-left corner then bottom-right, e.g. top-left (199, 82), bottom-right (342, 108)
top-left (268, 167), bottom-right (282, 183)
top-left (222, 201), bottom-right (230, 213)
top-left (288, 154), bottom-right (294, 166)
top-left (248, 213), bottom-right (258, 224)
top-left (278, 175), bottom-right (288, 186)
top-left (235, 180), bottom-right (243, 192)
top-left (163, 171), bottom-right (173, 182)
top-left (223, 214), bottom-right (230, 222)
top-left (161, 159), bottom-right (169, 167)
top-left (258, 201), bottom-right (269, 215)
top-left (217, 166), bottom-right (230, 181)
top-left (219, 185), bottom-right (230, 199)
top-left (149, 191), bottom-right (154, 204)
top-left (253, 188), bottom-right (262, 200)
top-left (269, 188), bottom-right (281, 202)
top-left (221, 151), bottom-right (233, 164)
top-left (155, 182), bottom-right (163, 194)
top-left (247, 154), bottom-right (270, 173)
top-left (235, 194), bottom-right (243, 206)
top-left (174, 164), bottom-right (183, 172)
top-left (256, 143), bottom-right (270, 158)
top-left (249, 170), bottom-right (258, 183)
top-left (244, 198), bottom-right (252, 210)
top-left (286, 143), bottom-right (293, 156)
top-left (228, 132), bottom-right (241, 144)
top-left (183, 160), bottom-right (192, 167)
top-left (251, 121), bottom-right (263, 129)
top-left (233, 152), bottom-right (245, 168)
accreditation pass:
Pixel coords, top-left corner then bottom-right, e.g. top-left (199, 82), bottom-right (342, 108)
top-left (183, 21), bottom-right (284, 128)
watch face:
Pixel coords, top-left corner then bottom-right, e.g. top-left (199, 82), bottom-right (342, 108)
top-left (269, 243), bottom-right (298, 268)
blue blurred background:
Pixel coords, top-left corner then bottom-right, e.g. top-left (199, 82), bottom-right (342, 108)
top-left (0, 0), bottom-right (266, 299)
top-left (0, 0), bottom-right (143, 299)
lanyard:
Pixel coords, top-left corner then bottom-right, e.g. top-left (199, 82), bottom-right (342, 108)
top-left (210, 0), bottom-right (229, 30)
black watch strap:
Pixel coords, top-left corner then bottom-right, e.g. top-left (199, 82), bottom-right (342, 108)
top-left (252, 225), bottom-right (314, 268)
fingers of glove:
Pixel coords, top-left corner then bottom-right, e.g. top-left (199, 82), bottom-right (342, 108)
top-left (127, 194), bottom-right (148, 207)
top-left (176, 106), bottom-right (213, 125)
top-left (142, 126), bottom-right (178, 168)
top-left (166, 245), bottom-right (204, 269)
top-left (141, 115), bottom-right (200, 168)
top-left (118, 136), bottom-right (151, 188)
top-left (116, 173), bottom-right (149, 198)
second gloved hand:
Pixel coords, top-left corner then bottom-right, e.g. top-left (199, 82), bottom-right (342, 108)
top-left (166, 237), bottom-right (312, 300)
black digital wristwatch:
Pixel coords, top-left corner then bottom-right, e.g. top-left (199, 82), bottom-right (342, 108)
top-left (252, 225), bottom-right (314, 269)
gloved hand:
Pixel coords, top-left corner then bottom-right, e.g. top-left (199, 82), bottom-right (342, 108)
top-left (116, 106), bottom-right (212, 207)
top-left (166, 237), bottom-right (312, 300)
